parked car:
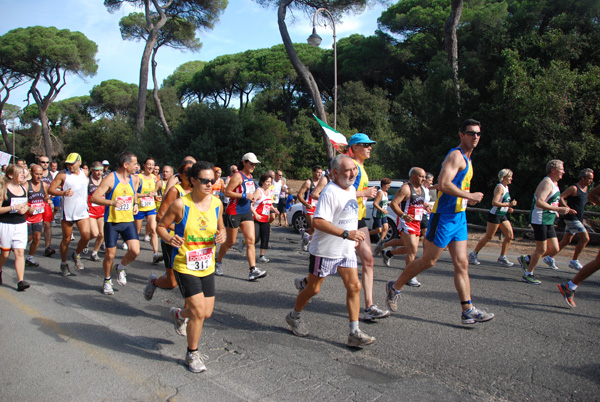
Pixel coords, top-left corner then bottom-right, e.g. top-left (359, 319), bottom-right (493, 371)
top-left (288, 179), bottom-right (436, 242)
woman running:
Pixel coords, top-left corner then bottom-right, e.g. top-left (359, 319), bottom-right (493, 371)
top-left (252, 174), bottom-right (276, 263)
top-left (134, 157), bottom-right (162, 264)
top-left (87, 161), bottom-right (105, 261)
top-left (0, 165), bottom-right (30, 291)
top-left (469, 169), bottom-right (518, 266)
top-left (215, 152), bottom-right (266, 281)
top-left (371, 178), bottom-right (391, 244)
top-left (157, 161), bottom-right (225, 373)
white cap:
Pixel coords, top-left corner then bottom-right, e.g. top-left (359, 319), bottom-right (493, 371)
top-left (242, 152), bottom-right (260, 164)
top-left (102, 160), bottom-right (109, 166)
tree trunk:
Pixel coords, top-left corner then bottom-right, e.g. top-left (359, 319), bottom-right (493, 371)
top-left (39, 108), bottom-right (53, 158)
top-left (135, 0), bottom-right (169, 141)
top-left (0, 121), bottom-right (14, 155)
top-left (151, 46), bottom-right (172, 138)
top-left (445, 0), bottom-right (463, 114)
top-left (277, 0), bottom-right (335, 162)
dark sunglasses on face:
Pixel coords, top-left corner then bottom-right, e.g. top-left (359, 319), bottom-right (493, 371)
top-left (463, 131), bottom-right (481, 137)
top-left (197, 178), bottom-right (216, 185)
top-left (357, 143), bottom-right (372, 148)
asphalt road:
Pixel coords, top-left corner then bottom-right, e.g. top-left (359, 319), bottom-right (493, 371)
top-left (1, 225), bottom-right (599, 401)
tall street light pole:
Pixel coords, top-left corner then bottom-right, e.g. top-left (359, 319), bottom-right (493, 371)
top-left (307, 7), bottom-right (337, 130)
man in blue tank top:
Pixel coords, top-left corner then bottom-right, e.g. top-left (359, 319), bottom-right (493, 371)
top-left (385, 119), bottom-right (496, 325)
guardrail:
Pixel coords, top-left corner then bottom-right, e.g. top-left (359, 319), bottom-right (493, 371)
top-left (466, 207), bottom-right (600, 244)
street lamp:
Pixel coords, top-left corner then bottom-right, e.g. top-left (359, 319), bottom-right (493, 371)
top-left (307, 7), bottom-right (337, 130)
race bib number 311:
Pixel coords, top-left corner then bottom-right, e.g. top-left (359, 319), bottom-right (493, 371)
top-left (186, 248), bottom-right (213, 271)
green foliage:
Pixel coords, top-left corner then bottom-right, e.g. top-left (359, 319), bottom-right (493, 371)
top-left (90, 79), bottom-right (138, 117)
top-left (163, 60), bottom-right (207, 103)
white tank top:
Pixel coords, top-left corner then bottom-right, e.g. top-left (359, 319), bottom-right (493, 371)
top-left (63, 169), bottom-right (89, 221)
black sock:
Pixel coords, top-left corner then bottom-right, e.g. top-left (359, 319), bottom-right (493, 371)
top-left (187, 347), bottom-right (198, 353)
top-left (385, 250), bottom-right (393, 258)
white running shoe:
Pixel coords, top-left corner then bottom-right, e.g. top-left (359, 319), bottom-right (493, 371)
top-left (258, 256), bottom-right (270, 263)
top-left (248, 267), bottom-right (267, 281)
top-left (497, 256), bottom-right (514, 266)
top-left (103, 279), bottom-right (114, 295)
top-left (112, 264), bottom-right (127, 285)
top-left (214, 262), bottom-right (224, 276)
top-left (122, 243), bottom-right (128, 251)
top-left (407, 277), bottom-right (421, 287)
top-left (569, 260), bottom-right (583, 270)
top-left (185, 350), bottom-right (207, 373)
top-left (543, 256), bottom-right (558, 270)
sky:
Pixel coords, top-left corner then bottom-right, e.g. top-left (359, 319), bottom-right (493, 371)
top-left (1, 0), bottom-right (389, 110)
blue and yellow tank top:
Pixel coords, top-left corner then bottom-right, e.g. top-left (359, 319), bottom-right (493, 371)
top-left (137, 174), bottom-right (156, 211)
top-left (432, 147), bottom-right (473, 214)
top-left (352, 160), bottom-right (369, 220)
top-left (172, 194), bottom-right (220, 277)
top-left (105, 172), bottom-right (136, 223)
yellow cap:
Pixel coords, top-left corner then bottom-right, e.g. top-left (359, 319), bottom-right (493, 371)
top-left (65, 153), bottom-right (81, 164)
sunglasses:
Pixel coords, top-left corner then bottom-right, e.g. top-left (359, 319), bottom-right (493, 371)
top-left (463, 131), bottom-right (481, 137)
top-left (197, 178), bottom-right (216, 185)
top-left (357, 143), bottom-right (372, 148)
top-left (40, 161), bottom-right (49, 164)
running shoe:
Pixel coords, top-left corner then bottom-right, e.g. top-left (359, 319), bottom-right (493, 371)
top-left (71, 252), bottom-right (84, 271)
top-left (152, 253), bottom-right (163, 264)
top-left (169, 307), bottom-right (187, 336)
top-left (285, 312), bottom-right (309, 337)
top-left (103, 279), bottom-right (114, 295)
top-left (517, 255), bottom-right (529, 274)
top-left (497, 256), bottom-right (514, 267)
top-left (301, 233), bottom-right (310, 252)
top-left (60, 262), bottom-right (72, 277)
top-left (407, 277), bottom-right (421, 287)
top-left (113, 264), bottom-right (127, 285)
top-left (144, 273), bottom-right (157, 301)
top-left (25, 257), bottom-right (39, 267)
top-left (144, 235), bottom-right (151, 242)
top-left (468, 251), bottom-right (480, 265)
top-left (558, 282), bottom-right (576, 308)
top-left (122, 243), bottom-right (128, 251)
top-left (185, 350), bottom-right (207, 373)
top-left (82, 247), bottom-right (89, 255)
top-left (381, 250), bottom-right (392, 267)
top-left (248, 267), bottom-right (267, 281)
top-left (373, 238), bottom-right (385, 255)
top-left (543, 256), bottom-right (558, 270)
top-left (568, 260), bottom-right (583, 271)
top-left (44, 247), bottom-right (56, 257)
top-left (214, 262), bottom-right (224, 276)
top-left (461, 306), bottom-right (495, 324)
top-left (100, 242), bottom-right (105, 251)
top-left (363, 304), bottom-right (390, 320)
top-left (385, 280), bottom-right (400, 312)
top-left (258, 256), bottom-right (270, 263)
top-left (294, 277), bottom-right (306, 293)
top-left (522, 274), bottom-right (541, 285)
top-left (90, 252), bottom-right (100, 262)
top-left (17, 280), bottom-right (30, 291)
top-left (347, 329), bottom-right (376, 347)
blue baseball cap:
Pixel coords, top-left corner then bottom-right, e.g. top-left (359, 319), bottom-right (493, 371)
top-left (348, 133), bottom-right (376, 146)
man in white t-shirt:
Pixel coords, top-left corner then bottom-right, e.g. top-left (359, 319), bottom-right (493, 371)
top-left (285, 154), bottom-right (376, 348)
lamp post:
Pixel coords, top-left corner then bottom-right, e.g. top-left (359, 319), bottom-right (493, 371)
top-left (307, 7), bottom-right (337, 130)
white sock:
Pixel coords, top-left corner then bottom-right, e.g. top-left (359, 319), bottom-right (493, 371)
top-left (291, 309), bottom-right (301, 319)
top-left (568, 281), bottom-right (578, 291)
top-left (349, 321), bottom-right (359, 333)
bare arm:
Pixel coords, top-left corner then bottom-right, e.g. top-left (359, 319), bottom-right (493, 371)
top-left (491, 184), bottom-right (517, 208)
top-left (390, 185), bottom-right (413, 222)
top-left (312, 217), bottom-right (365, 242)
top-left (297, 180), bottom-right (312, 208)
top-left (535, 178), bottom-right (571, 215)
top-left (559, 185), bottom-right (577, 207)
top-left (372, 190), bottom-right (386, 214)
top-left (157, 198), bottom-right (184, 247)
top-left (90, 174), bottom-right (117, 207)
top-left (48, 172), bottom-right (71, 197)
top-left (588, 185), bottom-right (600, 205)
top-left (311, 175), bottom-right (329, 200)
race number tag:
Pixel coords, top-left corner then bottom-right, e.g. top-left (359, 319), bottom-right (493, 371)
top-left (186, 248), bottom-right (213, 271)
top-left (31, 202), bottom-right (45, 215)
top-left (140, 196), bottom-right (154, 208)
top-left (414, 207), bottom-right (424, 221)
top-left (116, 196), bottom-right (133, 211)
top-left (262, 201), bottom-right (273, 216)
top-left (461, 197), bottom-right (468, 210)
top-left (245, 180), bottom-right (256, 195)
top-left (10, 197), bottom-right (27, 213)
top-left (500, 206), bottom-right (509, 213)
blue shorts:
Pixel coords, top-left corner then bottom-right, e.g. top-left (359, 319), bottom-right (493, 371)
top-left (426, 212), bottom-right (468, 248)
top-left (104, 221), bottom-right (139, 248)
top-left (134, 209), bottom-right (157, 220)
top-left (53, 196), bottom-right (61, 208)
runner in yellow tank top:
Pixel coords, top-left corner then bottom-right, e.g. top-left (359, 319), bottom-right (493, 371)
top-left (135, 158), bottom-right (162, 264)
top-left (91, 152), bottom-right (141, 295)
top-left (157, 161), bottom-right (225, 373)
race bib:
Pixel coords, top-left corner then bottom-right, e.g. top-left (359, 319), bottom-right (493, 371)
top-left (31, 202), bottom-right (45, 215)
top-left (140, 196), bottom-right (154, 208)
top-left (115, 196), bottom-right (133, 211)
top-left (186, 247), bottom-right (213, 271)
top-left (461, 197), bottom-right (468, 210)
top-left (245, 180), bottom-right (256, 195)
top-left (262, 201), bottom-right (273, 216)
top-left (10, 197), bottom-right (27, 213)
top-left (500, 206), bottom-right (509, 213)
top-left (414, 207), bottom-right (423, 221)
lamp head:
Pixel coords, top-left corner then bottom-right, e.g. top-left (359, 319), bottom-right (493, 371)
top-left (307, 27), bottom-right (322, 47)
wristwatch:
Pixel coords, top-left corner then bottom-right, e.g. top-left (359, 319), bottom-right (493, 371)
top-left (342, 230), bottom-right (349, 239)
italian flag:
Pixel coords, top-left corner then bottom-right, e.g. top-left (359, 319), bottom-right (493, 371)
top-left (313, 115), bottom-right (348, 154)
